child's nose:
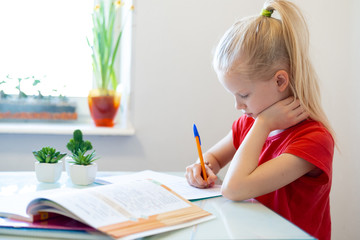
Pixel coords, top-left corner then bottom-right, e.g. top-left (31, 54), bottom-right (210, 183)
top-left (235, 100), bottom-right (246, 110)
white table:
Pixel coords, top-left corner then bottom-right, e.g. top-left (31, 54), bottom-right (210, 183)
top-left (0, 172), bottom-right (315, 240)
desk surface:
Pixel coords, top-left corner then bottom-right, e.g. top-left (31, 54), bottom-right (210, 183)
top-left (0, 171), bottom-right (315, 240)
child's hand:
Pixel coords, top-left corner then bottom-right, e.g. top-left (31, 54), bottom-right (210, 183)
top-left (257, 97), bottom-right (309, 132)
top-left (185, 163), bottom-right (217, 188)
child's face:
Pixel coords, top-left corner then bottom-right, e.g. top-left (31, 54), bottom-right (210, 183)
top-left (218, 71), bottom-right (286, 119)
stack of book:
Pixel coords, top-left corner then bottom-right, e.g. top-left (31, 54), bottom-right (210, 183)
top-left (0, 172), bottom-right (219, 240)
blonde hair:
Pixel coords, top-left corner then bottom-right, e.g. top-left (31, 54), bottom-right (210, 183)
top-left (213, 0), bottom-right (335, 138)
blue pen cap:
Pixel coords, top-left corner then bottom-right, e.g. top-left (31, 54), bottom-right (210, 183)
top-left (193, 124), bottom-right (201, 145)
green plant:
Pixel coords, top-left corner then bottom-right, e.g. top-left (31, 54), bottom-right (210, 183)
top-left (6, 75), bottom-right (29, 99)
top-left (88, 0), bottom-right (133, 91)
top-left (2, 74), bottom-right (57, 100)
top-left (33, 147), bottom-right (66, 163)
top-left (66, 129), bottom-right (93, 155)
top-left (70, 150), bottom-right (98, 166)
top-left (66, 129), bottom-right (98, 165)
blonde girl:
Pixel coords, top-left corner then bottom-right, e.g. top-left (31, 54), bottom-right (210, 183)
top-left (185, 1), bottom-right (334, 240)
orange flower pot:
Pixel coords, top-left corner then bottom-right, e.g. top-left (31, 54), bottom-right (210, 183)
top-left (88, 89), bottom-right (121, 127)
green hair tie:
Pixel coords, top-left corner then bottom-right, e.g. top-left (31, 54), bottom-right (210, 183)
top-left (261, 9), bottom-right (273, 17)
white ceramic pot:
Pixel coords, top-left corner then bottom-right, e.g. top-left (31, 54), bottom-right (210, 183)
top-left (35, 160), bottom-right (63, 183)
top-left (69, 163), bottom-right (97, 186)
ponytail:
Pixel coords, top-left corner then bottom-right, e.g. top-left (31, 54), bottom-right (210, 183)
top-left (263, 0), bottom-right (334, 138)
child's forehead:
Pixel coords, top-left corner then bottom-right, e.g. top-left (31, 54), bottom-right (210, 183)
top-left (220, 71), bottom-right (254, 90)
top-left (219, 74), bottom-right (255, 95)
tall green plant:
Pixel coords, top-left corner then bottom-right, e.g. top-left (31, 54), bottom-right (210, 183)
top-left (66, 129), bottom-right (98, 166)
top-left (88, 0), bottom-right (133, 91)
top-left (66, 129), bottom-right (93, 156)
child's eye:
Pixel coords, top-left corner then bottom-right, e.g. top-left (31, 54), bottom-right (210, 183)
top-left (238, 93), bottom-right (249, 99)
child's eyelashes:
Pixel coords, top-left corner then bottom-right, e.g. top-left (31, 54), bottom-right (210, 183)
top-left (238, 93), bottom-right (249, 99)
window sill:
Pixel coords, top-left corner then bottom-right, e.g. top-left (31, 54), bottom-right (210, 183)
top-left (0, 121), bottom-right (135, 136)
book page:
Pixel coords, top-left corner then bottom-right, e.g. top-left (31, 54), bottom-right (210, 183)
top-left (96, 170), bottom-right (222, 200)
top-left (30, 180), bottom-right (192, 229)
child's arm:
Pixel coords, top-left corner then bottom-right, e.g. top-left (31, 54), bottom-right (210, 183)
top-left (222, 97), bottom-right (314, 201)
top-left (185, 131), bottom-right (236, 188)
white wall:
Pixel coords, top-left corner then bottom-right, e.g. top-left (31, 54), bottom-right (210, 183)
top-left (305, 1), bottom-right (360, 239)
top-left (0, 0), bottom-right (358, 239)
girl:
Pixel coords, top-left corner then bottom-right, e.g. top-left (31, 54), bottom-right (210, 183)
top-left (185, 1), bottom-right (335, 240)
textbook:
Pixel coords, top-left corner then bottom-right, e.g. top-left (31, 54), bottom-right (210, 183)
top-left (0, 179), bottom-right (214, 240)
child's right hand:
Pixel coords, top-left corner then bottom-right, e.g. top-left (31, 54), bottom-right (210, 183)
top-left (258, 97), bottom-right (309, 132)
top-left (185, 162), bottom-right (217, 188)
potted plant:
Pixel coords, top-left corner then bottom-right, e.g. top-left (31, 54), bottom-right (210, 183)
top-left (65, 129), bottom-right (93, 175)
top-left (87, 0), bottom-right (133, 127)
top-left (66, 129), bottom-right (98, 185)
top-left (32, 147), bottom-right (66, 183)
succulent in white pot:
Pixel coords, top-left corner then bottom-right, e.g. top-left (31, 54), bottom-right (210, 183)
top-left (69, 150), bottom-right (98, 186)
top-left (66, 129), bottom-right (98, 185)
top-left (32, 147), bottom-right (66, 183)
top-left (65, 129), bottom-right (93, 176)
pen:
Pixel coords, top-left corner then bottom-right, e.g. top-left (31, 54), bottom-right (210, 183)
top-left (193, 124), bottom-right (208, 181)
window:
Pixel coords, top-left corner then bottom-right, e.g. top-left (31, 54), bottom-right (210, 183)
top-left (0, 0), bottom-right (133, 133)
top-left (0, 0), bottom-right (93, 97)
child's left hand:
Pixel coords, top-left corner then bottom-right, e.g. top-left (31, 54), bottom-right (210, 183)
top-left (257, 97), bottom-right (309, 132)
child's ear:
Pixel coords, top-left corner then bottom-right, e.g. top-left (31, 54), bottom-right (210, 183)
top-left (274, 70), bottom-right (289, 92)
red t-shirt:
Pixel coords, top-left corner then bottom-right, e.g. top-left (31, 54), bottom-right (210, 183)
top-left (232, 115), bottom-right (334, 240)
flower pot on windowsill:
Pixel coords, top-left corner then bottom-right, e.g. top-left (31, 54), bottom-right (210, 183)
top-left (69, 163), bottom-right (97, 186)
top-left (88, 1), bottom-right (133, 128)
top-left (88, 89), bottom-right (121, 127)
top-left (35, 161), bottom-right (63, 183)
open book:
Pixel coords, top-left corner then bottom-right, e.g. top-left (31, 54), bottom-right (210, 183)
top-left (95, 170), bottom-right (222, 201)
top-left (0, 179), bottom-right (214, 240)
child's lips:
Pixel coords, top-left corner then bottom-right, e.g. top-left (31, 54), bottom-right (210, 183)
top-left (241, 110), bottom-right (254, 118)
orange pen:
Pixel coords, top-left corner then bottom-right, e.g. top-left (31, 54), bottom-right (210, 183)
top-left (193, 124), bottom-right (208, 181)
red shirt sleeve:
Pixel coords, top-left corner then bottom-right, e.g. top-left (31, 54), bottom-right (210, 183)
top-left (284, 122), bottom-right (334, 185)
